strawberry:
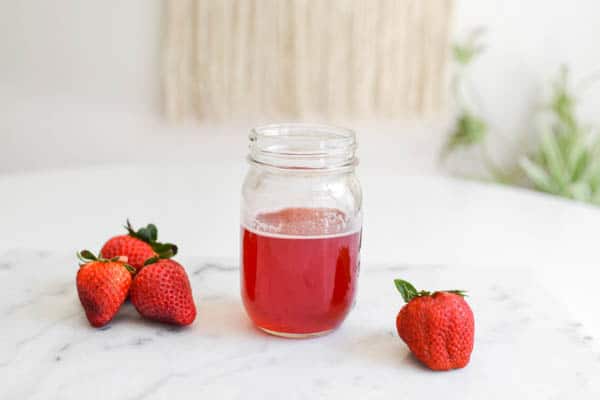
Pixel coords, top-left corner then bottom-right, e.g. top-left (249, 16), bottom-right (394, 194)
top-left (130, 258), bottom-right (196, 326)
top-left (76, 250), bottom-right (134, 327)
top-left (100, 220), bottom-right (177, 271)
top-left (394, 279), bottom-right (474, 371)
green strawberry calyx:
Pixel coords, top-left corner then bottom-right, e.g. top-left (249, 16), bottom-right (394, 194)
top-left (143, 255), bottom-right (160, 266)
top-left (125, 219), bottom-right (178, 259)
top-left (394, 279), bottom-right (467, 303)
top-left (77, 249), bottom-right (136, 274)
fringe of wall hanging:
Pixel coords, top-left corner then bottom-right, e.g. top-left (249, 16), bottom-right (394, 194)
top-left (163, 0), bottom-right (454, 121)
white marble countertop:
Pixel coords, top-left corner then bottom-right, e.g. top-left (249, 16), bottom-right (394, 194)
top-left (2, 163), bottom-right (600, 398)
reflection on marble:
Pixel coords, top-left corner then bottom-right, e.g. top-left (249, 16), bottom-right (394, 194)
top-left (1, 249), bottom-right (599, 399)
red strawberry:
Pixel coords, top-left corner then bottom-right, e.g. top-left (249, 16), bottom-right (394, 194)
top-left (130, 259), bottom-right (196, 326)
top-left (394, 279), bottom-right (474, 371)
top-left (100, 220), bottom-right (177, 271)
top-left (76, 250), bottom-right (134, 327)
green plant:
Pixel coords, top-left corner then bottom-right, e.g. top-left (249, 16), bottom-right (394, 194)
top-left (520, 67), bottom-right (600, 204)
top-left (443, 30), bottom-right (488, 155)
top-left (443, 31), bottom-right (517, 183)
top-left (443, 31), bottom-right (600, 205)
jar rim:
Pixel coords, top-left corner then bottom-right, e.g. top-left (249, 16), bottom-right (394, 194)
top-left (249, 123), bottom-right (358, 170)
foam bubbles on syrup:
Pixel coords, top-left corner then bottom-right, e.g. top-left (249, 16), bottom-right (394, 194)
top-left (250, 207), bottom-right (353, 237)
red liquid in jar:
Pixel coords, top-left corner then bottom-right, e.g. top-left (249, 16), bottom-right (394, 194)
top-left (241, 207), bottom-right (361, 335)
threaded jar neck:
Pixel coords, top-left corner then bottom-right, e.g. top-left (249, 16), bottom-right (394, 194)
top-left (248, 123), bottom-right (357, 170)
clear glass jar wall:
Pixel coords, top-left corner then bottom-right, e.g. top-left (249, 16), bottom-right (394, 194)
top-left (240, 123), bottom-right (362, 338)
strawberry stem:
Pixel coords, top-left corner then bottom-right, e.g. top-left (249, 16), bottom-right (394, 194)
top-left (394, 279), bottom-right (430, 302)
top-left (124, 220), bottom-right (178, 259)
top-left (394, 279), bottom-right (467, 303)
top-left (77, 250), bottom-right (98, 263)
top-left (77, 249), bottom-right (136, 274)
top-left (123, 264), bottom-right (136, 274)
top-left (143, 256), bottom-right (160, 266)
top-left (445, 290), bottom-right (468, 297)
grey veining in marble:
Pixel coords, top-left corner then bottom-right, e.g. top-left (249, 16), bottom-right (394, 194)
top-left (1, 249), bottom-right (599, 399)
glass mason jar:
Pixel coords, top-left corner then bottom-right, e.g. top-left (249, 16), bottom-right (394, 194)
top-left (240, 123), bottom-right (362, 338)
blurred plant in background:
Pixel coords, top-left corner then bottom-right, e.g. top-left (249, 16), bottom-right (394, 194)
top-left (520, 68), bottom-right (600, 204)
top-left (442, 29), bottom-right (516, 183)
top-left (443, 29), bottom-right (487, 156)
top-left (443, 32), bottom-right (600, 205)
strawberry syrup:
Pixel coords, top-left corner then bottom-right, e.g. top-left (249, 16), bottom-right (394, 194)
top-left (241, 208), bottom-right (361, 335)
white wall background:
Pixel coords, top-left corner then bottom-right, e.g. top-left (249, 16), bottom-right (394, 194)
top-left (1, 0), bottom-right (600, 174)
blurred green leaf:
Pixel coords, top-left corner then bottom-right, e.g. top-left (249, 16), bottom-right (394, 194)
top-left (453, 29), bottom-right (486, 66)
top-left (568, 182), bottom-right (592, 202)
top-left (540, 131), bottom-right (567, 187)
top-left (520, 158), bottom-right (555, 193)
top-left (521, 67), bottom-right (600, 204)
top-left (569, 141), bottom-right (588, 182)
top-left (551, 66), bottom-right (577, 129)
top-left (445, 112), bottom-right (487, 153)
